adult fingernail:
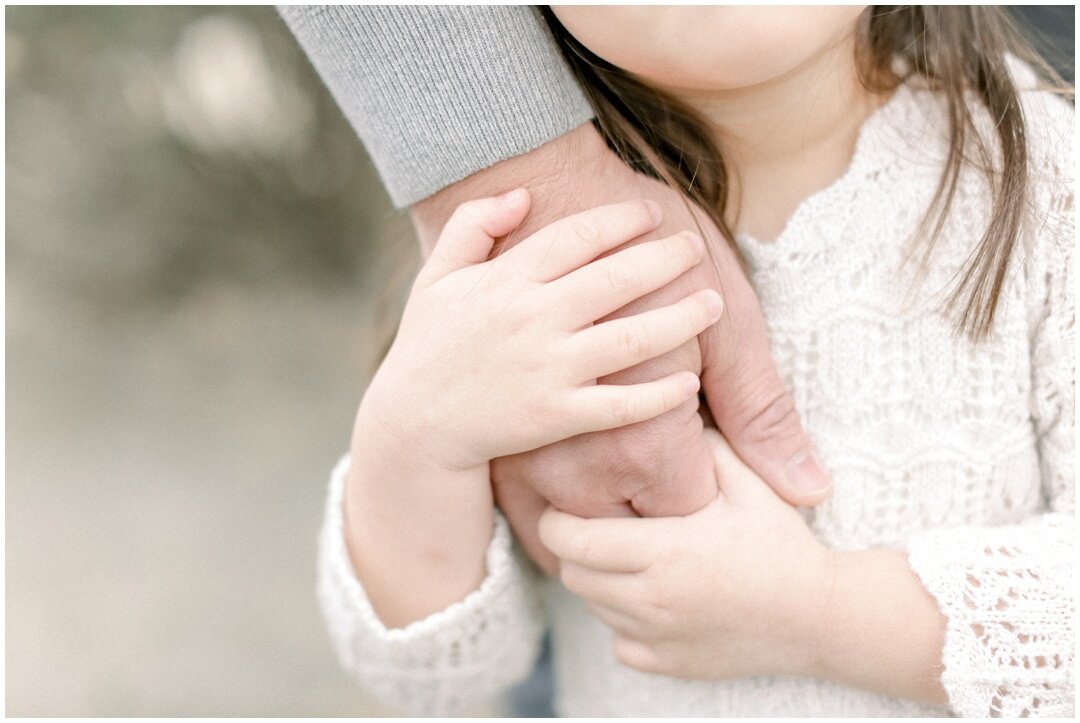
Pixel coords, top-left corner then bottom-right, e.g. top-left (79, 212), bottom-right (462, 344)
top-left (784, 452), bottom-right (831, 497)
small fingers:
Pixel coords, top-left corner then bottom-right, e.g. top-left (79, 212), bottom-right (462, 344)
top-left (585, 601), bottom-right (651, 639)
top-left (568, 372), bottom-right (700, 433)
top-left (568, 289), bottom-right (723, 382)
top-left (560, 562), bottom-right (641, 607)
top-left (613, 634), bottom-right (664, 674)
top-left (505, 199), bottom-right (663, 281)
top-left (418, 189), bottom-right (531, 284)
top-left (538, 506), bottom-right (658, 572)
top-left (707, 428), bottom-right (741, 469)
top-left (547, 232), bottom-right (706, 326)
top-left (707, 428), bottom-right (787, 505)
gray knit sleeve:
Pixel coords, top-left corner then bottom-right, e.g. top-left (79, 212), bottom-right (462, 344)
top-left (278, 5), bottom-right (595, 207)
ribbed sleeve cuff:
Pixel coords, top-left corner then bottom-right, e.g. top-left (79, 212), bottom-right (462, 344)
top-left (279, 5), bottom-right (595, 207)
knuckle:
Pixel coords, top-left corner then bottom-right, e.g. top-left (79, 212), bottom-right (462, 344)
top-left (592, 411), bottom-right (694, 495)
top-left (532, 395), bottom-right (559, 430)
top-left (659, 380), bottom-right (682, 411)
top-left (609, 392), bottom-right (640, 426)
top-left (636, 383), bottom-right (675, 424)
top-left (604, 260), bottom-right (630, 293)
top-left (617, 322), bottom-right (650, 360)
top-left (515, 297), bottom-right (544, 326)
top-left (660, 235), bottom-right (686, 269)
top-left (649, 542), bottom-right (676, 574)
top-left (451, 199), bottom-right (484, 227)
top-left (560, 340), bottom-right (586, 377)
top-left (554, 398), bottom-right (587, 438)
top-left (572, 216), bottom-right (607, 250)
top-left (572, 532), bottom-right (593, 565)
top-left (738, 385), bottom-right (801, 444)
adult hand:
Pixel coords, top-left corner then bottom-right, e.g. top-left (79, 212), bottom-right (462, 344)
top-left (411, 123), bottom-right (831, 573)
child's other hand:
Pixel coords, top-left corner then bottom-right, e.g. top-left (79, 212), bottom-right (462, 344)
top-left (360, 189), bottom-right (724, 474)
top-left (538, 429), bottom-right (833, 681)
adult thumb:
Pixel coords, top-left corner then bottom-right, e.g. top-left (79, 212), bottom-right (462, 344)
top-left (702, 427), bottom-right (771, 504)
top-left (419, 188), bottom-right (531, 284)
top-left (699, 303), bottom-right (831, 507)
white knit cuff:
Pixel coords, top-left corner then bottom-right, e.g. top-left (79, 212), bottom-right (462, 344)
top-left (315, 454), bottom-right (544, 714)
top-left (907, 516), bottom-right (1075, 717)
top-left (320, 453), bottom-right (531, 638)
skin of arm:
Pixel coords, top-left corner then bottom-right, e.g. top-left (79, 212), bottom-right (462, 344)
top-left (344, 413), bottom-right (493, 628)
top-left (346, 191), bottom-right (721, 627)
top-left (815, 549), bottom-right (948, 703)
top-left (412, 122), bottom-right (830, 574)
top-left (538, 430), bottom-right (948, 704)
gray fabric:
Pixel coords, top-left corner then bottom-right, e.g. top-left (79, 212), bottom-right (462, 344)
top-left (278, 5), bottom-right (594, 207)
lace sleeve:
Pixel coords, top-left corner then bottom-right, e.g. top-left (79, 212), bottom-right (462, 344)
top-left (316, 455), bottom-right (545, 715)
top-left (907, 516), bottom-right (1074, 717)
top-left (906, 94), bottom-right (1075, 717)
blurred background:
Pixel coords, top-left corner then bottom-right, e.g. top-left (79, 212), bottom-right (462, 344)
top-left (4, 5), bottom-right (1073, 717)
top-left (6, 5), bottom-right (414, 716)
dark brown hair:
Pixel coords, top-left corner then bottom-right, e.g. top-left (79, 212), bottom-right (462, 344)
top-left (541, 6), bottom-right (1072, 339)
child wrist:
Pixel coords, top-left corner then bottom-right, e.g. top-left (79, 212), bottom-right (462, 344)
top-left (789, 548), bottom-right (843, 680)
top-left (351, 405), bottom-right (485, 484)
top-left (359, 376), bottom-right (495, 473)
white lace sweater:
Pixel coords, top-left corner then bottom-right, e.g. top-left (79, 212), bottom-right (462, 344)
top-left (317, 70), bottom-right (1075, 717)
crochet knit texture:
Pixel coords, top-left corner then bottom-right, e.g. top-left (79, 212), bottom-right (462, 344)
top-left (316, 65), bottom-right (1074, 716)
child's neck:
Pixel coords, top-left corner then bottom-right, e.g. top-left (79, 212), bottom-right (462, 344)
top-left (659, 32), bottom-right (889, 243)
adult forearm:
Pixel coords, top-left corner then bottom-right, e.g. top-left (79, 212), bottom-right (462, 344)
top-left (280, 5), bottom-right (593, 207)
top-left (812, 549), bottom-right (948, 705)
top-left (411, 121), bottom-right (612, 254)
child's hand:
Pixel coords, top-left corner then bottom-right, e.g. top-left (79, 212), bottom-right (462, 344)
top-left (538, 429), bottom-right (832, 680)
top-left (359, 189), bottom-right (724, 475)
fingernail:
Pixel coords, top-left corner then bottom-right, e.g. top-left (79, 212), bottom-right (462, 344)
top-left (784, 452), bottom-right (831, 497)
top-left (702, 290), bottom-right (723, 320)
top-left (680, 373), bottom-right (701, 396)
top-left (644, 199), bottom-right (663, 225)
top-left (686, 232), bottom-right (704, 255)
top-left (499, 188), bottom-right (526, 204)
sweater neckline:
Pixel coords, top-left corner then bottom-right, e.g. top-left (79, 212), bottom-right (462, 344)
top-left (734, 81), bottom-right (913, 264)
